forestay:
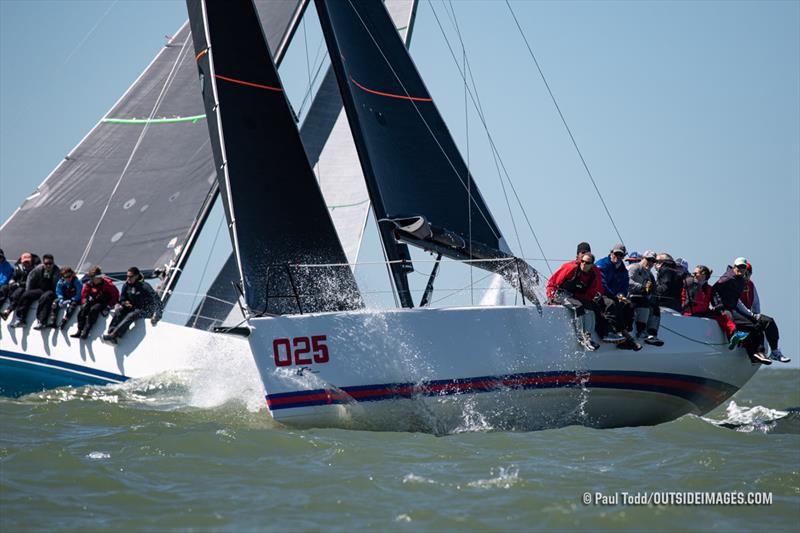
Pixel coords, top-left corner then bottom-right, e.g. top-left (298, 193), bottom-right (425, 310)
top-left (187, 0), bottom-right (362, 316)
top-left (0, 1), bottom-right (305, 279)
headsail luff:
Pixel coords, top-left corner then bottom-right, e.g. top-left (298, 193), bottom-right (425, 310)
top-left (314, 0), bottom-right (540, 306)
top-left (0, 1), bottom-right (306, 283)
top-left (188, 0), bottom-right (419, 330)
top-left (187, 0), bottom-right (362, 315)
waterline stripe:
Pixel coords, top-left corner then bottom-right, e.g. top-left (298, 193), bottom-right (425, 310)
top-left (265, 370), bottom-right (738, 412)
top-left (0, 349), bottom-right (128, 383)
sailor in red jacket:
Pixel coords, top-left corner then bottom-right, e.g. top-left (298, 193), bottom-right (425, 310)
top-left (546, 252), bottom-right (612, 351)
top-left (70, 265), bottom-right (120, 340)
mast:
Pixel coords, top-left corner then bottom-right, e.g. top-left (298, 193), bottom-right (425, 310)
top-left (314, 0), bottom-right (540, 306)
top-left (186, 0), bottom-right (362, 316)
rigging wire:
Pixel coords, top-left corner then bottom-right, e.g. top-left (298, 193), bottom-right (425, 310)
top-left (77, 32), bottom-right (190, 273)
top-left (188, 212), bottom-right (226, 328)
top-left (427, 1), bottom-right (554, 275)
top-left (504, 0), bottom-right (625, 246)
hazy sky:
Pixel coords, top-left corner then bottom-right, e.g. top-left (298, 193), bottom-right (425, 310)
top-left (1, 1), bottom-right (798, 366)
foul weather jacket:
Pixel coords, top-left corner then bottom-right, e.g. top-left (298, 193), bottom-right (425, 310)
top-left (712, 267), bottom-right (744, 311)
top-left (682, 279), bottom-right (712, 315)
top-left (56, 277), bottom-right (83, 303)
top-left (546, 260), bottom-right (603, 303)
top-left (119, 277), bottom-right (163, 317)
top-left (595, 255), bottom-right (630, 298)
top-left (81, 277), bottom-right (120, 308)
top-left (655, 262), bottom-right (684, 310)
top-left (0, 260), bottom-right (12, 287)
top-left (25, 263), bottom-right (60, 292)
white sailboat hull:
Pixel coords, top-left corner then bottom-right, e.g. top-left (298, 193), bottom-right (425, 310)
top-left (0, 306), bottom-right (249, 396)
top-left (249, 305), bottom-right (759, 431)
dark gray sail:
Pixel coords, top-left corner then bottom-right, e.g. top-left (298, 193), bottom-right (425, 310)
top-left (187, 0), bottom-right (362, 315)
top-left (314, 0), bottom-right (539, 306)
top-left (0, 1), bottom-right (306, 282)
top-left (188, 0), bottom-right (418, 329)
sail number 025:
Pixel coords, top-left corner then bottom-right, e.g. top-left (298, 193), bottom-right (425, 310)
top-left (272, 336), bottom-right (329, 366)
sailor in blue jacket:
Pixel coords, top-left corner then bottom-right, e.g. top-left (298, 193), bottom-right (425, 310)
top-left (0, 248), bottom-right (14, 305)
top-left (596, 244), bottom-right (630, 298)
top-left (594, 244), bottom-right (640, 349)
top-left (50, 266), bottom-right (83, 328)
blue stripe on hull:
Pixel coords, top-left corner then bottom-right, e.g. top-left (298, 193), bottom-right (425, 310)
top-left (0, 350), bottom-right (128, 397)
top-left (265, 370), bottom-right (740, 413)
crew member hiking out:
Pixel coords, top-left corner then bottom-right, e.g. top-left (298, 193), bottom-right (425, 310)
top-left (50, 266), bottom-right (83, 329)
top-left (0, 252), bottom-right (40, 320)
top-left (712, 257), bottom-right (772, 364)
top-left (547, 252), bottom-right (615, 351)
top-left (71, 266), bottom-right (119, 340)
top-left (681, 264), bottom-right (747, 349)
top-left (627, 250), bottom-right (664, 346)
top-left (595, 243), bottom-right (641, 350)
top-left (102, 267), bottom-right (162, 345)
top-left (11, 253), bottom-right (59, 329)
top-left (736, 261), bottom-right (790, 363)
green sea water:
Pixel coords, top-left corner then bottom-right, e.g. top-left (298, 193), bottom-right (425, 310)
top-left (1, 368), bottom-right (798, 532)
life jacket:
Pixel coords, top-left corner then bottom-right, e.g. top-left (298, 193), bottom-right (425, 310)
top-left (682, 279), bottom-right (712, 315)
top-left (559, 265), bottom-right (596, 296)
top-left (740, 279), bottom-right (755, 310)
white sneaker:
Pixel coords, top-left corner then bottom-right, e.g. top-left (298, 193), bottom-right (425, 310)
top-left (770, 349), bottom-right (791, 363)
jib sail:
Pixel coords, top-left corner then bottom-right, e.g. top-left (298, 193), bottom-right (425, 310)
top-left (314, 0), bottom-right (539, 307)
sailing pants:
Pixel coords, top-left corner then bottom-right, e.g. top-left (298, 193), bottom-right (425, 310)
top-left (630, 295), bottom-right (660, 335)
top-left (1, 285), bottom-right (25, 310)
top-left (731, 311), bottom-right (779, 354)
top-left (555, 295), bottom-right (609, 337)
top-left (77, 302), bottom-right (108, 334)
top-left (14, 289), bottom-right (55, 323)
top-left (0, 284), bottom-right (13, 306)
top-left (50, 299), bottom-right (78, 326)
top-left (108, 307), bottom-right (147, 338)
top-left (597, 296), bottom-right (634, 334)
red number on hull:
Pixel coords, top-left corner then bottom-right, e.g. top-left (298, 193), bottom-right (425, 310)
top-left (293, 337), bottom-right (312, 365)
top-left (273, 338), bottom-right (292, 367)
top-left (272, 336), bottom-right (329, 366)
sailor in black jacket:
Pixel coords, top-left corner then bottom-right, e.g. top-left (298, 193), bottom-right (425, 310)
top-left (10, 253), bottom-right (57, 328)
top-left (102, 267), bottom-right (163, 344)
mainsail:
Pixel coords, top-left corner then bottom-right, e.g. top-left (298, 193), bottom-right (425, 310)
top-left (315, 0), bottom-right (540, 307)
top-left (0, 1), bottom-right (306, 283)
top-left (189, 0), bottom-right (418, 329)
top-left (187, 0), bottom-right (362, 315)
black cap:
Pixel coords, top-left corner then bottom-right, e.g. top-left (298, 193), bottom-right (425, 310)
top-left (0, 248), bottom-right (4, 256)
top-left (577, 242), bottom-right (591, 255)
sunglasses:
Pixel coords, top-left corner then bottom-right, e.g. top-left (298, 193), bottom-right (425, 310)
top-left (613, 252), bottom-right (625, 258)
top-left (44, 262), bottom-right (54, 266)
top-left (581, 260), bottom-right (594, 265)
top-left (734, 264), bottom-right (747, 270)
